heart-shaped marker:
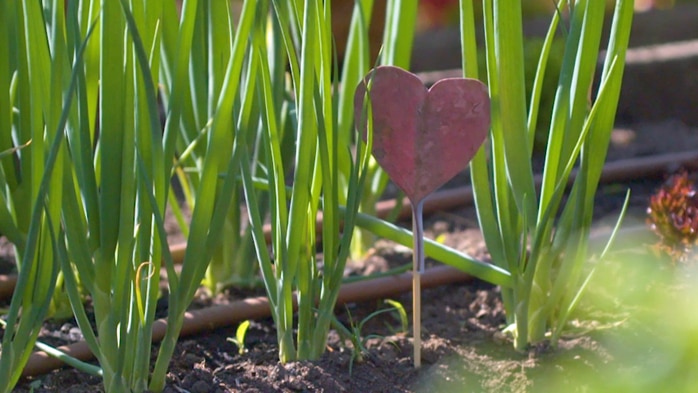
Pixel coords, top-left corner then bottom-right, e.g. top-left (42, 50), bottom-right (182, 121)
top-left (354, 65), bottom-right (490, 203)
top-left (354, 66), bottom-right (490, 369)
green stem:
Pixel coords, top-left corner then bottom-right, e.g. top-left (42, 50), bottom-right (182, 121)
top-left (345, 207), bottom-right (512, 287)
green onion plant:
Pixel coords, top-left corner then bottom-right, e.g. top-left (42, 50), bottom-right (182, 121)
top-left (460, 0), bottom-right (634, 350)
top-left (0, 0), bottom-right (88, 388)
top-left (169, 0), bottom-right (260, 294)
top-left (240, 0), bottom-right (372, 363)
top-left (1, 0), bottom-right (258, 391)
top-left (331, 300), bottom-right (407, 375)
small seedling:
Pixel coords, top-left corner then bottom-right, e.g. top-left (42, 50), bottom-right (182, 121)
top-left (355, 65), bottom-right (490, 367)
top-left (226, 320), bottom-right (252, 355)
top-left (331, 302), bottom-right (406, 375)
top-left (383, 299), bottom-right (408, 334)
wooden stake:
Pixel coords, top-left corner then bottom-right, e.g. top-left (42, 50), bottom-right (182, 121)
top-left (412, 200), bottom-right (425, 368)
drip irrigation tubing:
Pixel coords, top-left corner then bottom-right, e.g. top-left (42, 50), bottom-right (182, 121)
top-left (21, 265), bottom-right (470, 378)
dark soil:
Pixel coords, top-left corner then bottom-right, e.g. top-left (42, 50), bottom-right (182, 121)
top-left (7, 119), bottom-right (698, 393)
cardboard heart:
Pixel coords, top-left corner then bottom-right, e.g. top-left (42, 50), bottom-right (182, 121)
top-left (355, 66), bottom-right (490, 203)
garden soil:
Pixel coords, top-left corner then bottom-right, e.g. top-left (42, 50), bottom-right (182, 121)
top-left (6, 120), bottom-right (698, 392)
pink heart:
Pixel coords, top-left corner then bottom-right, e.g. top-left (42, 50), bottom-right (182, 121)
top-left (354, 66), bottom-right (491, 202)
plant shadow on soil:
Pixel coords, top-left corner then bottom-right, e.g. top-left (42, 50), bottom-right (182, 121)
top-left (6, 120), bottom-right (698, 392)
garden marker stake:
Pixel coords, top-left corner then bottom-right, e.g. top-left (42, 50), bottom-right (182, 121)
top-left (355, 66), bottom-right (490, 367)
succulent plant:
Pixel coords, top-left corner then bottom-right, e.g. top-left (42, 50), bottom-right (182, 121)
top-left (647, 171), bottom-right (698, 260)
